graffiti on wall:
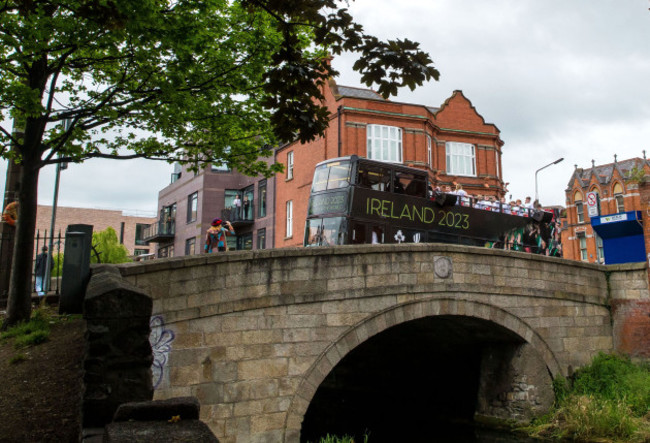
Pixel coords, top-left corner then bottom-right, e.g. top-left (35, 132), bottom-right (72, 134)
top-left (149, 315), bottom-right (175, 389)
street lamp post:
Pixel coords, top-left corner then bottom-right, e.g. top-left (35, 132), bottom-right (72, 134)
top-left (43, 120), bottom-right (70, 293)
top-left (535, 157), bottom-right (564, 203)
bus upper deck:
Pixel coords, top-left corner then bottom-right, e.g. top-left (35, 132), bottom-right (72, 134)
top-left (304, 156), bottom-right (560, 256)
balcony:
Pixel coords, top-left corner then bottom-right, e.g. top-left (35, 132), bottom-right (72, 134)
top-left (142, 219), bottom-right (176, 243)
top-left (221, 208), bottom-right (253, 228)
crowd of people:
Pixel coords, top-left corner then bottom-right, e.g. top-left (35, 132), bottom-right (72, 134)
top-left (435, 184), bottom-right (543, 217)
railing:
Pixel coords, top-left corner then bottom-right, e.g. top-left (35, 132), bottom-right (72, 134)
top-left (221, 208), bottom-right (253, 225)
top-left (142, 219), bottom-right (176, 242)
top-left (33, 230), bottom-right (63, 296)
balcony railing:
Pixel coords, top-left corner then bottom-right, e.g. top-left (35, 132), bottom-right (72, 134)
top-left (142, 219), bottom-right (176, 243)
top-left (221, 208), bottom-right (253, 227)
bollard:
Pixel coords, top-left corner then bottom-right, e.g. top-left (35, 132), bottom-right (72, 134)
top-left (59, 224), bottom-right (93, 314)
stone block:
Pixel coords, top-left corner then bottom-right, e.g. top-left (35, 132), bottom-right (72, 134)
top-left (238, 358), bottom-right (288, 380)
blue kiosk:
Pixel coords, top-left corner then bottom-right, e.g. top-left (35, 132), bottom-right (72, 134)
top-left (591, 211), bottom-right (646, 264)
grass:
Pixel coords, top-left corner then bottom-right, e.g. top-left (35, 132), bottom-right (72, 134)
top-left (523, 353), bottom-right (650, 442)
top-left (1, 306), bottom-right (80, 349)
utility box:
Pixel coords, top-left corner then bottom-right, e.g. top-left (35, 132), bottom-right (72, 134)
top-left (591, 211), bottom-right (645, 265)
top-left (60, 224), bottom-right (93, 314)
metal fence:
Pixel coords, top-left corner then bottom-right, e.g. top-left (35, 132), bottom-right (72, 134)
top-left (33, 230), bottom-right (63, 295)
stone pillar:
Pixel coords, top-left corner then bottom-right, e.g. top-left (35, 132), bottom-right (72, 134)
top-left (83, 265), bottom-right (154, 427)
top-left (475, 343), bottom-right (554, 424)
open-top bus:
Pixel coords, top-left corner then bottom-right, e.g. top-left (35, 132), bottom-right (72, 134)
top-left (304, 156), bottom-right (561, 255)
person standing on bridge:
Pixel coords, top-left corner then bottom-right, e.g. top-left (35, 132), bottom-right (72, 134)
top-left (204, 218), bottom-right (235, 253)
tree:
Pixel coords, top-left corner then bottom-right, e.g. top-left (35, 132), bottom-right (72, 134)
top-left (0, 0), bottom-right (439, 328)
top-left (90, 227), bottom-right (132, 264)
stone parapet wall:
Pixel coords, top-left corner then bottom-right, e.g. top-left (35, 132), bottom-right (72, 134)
top-left (109, 244), bottom-right (645, 442)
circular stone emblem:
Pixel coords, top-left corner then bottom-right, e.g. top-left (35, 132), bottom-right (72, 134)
top-left (434, 256), bottom-right (452, 279)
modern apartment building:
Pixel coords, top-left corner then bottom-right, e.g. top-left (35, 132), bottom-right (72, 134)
top-left (562, 156), bottom-right (650, 264)
top-left (275, 80), bottom-right (507, 247)
top-left (144, 161), bottom-right (275, 257)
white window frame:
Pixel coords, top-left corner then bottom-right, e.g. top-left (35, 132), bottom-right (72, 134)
top-left (577, 232), bottom-right (587, 261)
top-left (286, 200), bottom-right (293, 238)
top-left (445, 142), bottom-right (476, 176)
top-left (367, 124), bottom-right (402, 163)
top-left (427, 135), bottom-right (432, 168)
top-left (576, 201), bottom-right (584, 223)
top-left (615, 194), bottom-right (625, 213)
top-left (287, 151), bottom-right (294, 180)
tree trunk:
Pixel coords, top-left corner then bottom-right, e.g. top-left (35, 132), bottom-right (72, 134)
top-left (2, 155), bottom-right (40, 329)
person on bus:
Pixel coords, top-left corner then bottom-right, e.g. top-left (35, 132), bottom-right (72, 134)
top-left (455, 184), bottom-right (468, 206)
top-left (371, 226), bottom-right (383, 244)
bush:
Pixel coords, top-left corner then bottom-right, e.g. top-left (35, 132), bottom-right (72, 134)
top-left (524, 353), bottom-right (650, 442)
top-left (572, 353), bottom-right (650, 416)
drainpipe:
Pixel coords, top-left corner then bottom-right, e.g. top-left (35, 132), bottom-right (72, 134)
top-left (337, 105), bottom-right (342, 157)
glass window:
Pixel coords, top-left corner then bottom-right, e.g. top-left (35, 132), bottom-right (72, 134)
top-left (257, 228), bottom-right (266, 249)
top-left (287, 151), bottom-right (294, 180)
top-left (311, 161), bottom-right (352, 192)
top-left (286, 200), bottom-right (293, 238)
top-left (596, 233), bottom-right (604, 264)
top-left (615, 195), bottom-right (625, 213)
top-left (185, 237), bottom-right (196, 256)
top-left (134, 248), bottom-right (149, 256)
top-left (304, 217), bottom-right (347, 246)
top-left (395, 170), bottom-right (427, 197)
top-left (446, 142), bottom-right (476, 176)
top-left (158, 244), bottom-right (174, 258)
top-left (187, 192), bottom-right (198, 223)
top-left (135, 223), bottom-right (149, 246)
top-left (258, 180), bottom-right (267, 218)
top-left (577, 232), bottom-right (587, 261)
top-left (613, 183), bottom-right (624, 213)
top-left (225, 190), bottom-right (240, 220)
top-left (242, 186), bottom-right (254, 221)
top-left (357, 163), bottom-right (391, 192)
top-left (576, 202), bottom-right (584, 223)
top-left (160, 204), bottom-right (176, 235)
top-left (367, 124), bottom-right (402, 163)
top-left (427, 135), bottom-right (432, 168)
top-left (237, 233), bottom-right (253, 250)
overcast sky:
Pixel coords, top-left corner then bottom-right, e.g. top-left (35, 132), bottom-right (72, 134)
top-left (2, 0), bottom-right (650, 213)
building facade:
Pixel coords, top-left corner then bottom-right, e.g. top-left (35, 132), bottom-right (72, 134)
top-left (562, 157), bottom-right (649, 264)
top-left (145, 161), bottom-right (275, 257)
top-left (35, 205), bottom-right (156, 258)
top-left (274, 80), bottom-right (507, 247)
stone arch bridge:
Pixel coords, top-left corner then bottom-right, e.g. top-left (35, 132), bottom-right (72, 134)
top-left (113, 243), bottom-right (648, 443)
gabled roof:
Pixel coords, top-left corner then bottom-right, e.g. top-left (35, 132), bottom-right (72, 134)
top-left (567, 157), bottom-right (648, 189)
top-left (333, 85), bottom-right (386, 101)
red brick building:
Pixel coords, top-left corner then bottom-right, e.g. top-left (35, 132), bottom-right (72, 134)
top-left (274, 80), bottom-right (507, 247)
top-left (562, 157), bottom-right (648, 263)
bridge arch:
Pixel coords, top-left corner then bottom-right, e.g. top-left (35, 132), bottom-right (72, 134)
top-left (284, 296), bottom-right (562, 441)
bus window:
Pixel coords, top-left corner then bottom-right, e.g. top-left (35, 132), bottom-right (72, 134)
top-left (305, 219), bottom-right (323, 246)
top-left (358, 163), bottom-right (391, 192)
top-left (371, 225), bottom-right (384, 244)
top-left (351, 222), bottom-right (367, 244)
top-left (327, 163), bottom-right (351, 189)
top-left (321, 217), bottom-right (347, 245)
top-left (311, 161), bottom-right (352, 192)
top-left (305, 217), bottom-right (347, 246)
top-left (395, 171), bottom-right (427, 197)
